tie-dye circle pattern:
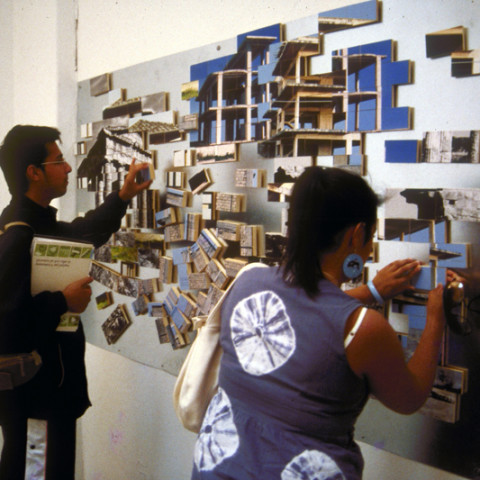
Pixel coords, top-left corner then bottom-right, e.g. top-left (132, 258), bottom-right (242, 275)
top-left (230, 290), bottom-right (296, 376)
top-left (194, 388), bottom-right (239, 471)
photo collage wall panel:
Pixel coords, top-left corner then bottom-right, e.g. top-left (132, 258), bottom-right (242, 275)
top-left (76, 0), bottom-right (480, 447)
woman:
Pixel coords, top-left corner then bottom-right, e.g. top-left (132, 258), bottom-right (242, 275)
top-left (191, 167), bottom-right (445, 479)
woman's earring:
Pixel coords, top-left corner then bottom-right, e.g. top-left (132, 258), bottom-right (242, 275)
top-left (342, 253), bottom-right (364, 279)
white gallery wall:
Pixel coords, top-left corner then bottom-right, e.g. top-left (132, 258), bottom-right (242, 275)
top-left (0, 1), bottom-right (476, 479)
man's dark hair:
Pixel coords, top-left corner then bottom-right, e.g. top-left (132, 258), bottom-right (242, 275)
top-left (0, 125), bottom-right (61, 196)
top-left (282, 166), bottom-right (381, 298)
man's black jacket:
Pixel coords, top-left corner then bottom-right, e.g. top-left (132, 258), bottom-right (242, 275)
top-left (0, 192), bottom-right (128, 420)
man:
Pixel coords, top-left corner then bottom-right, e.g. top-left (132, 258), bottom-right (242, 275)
top-left (0, 125), bottom-right (151, 479)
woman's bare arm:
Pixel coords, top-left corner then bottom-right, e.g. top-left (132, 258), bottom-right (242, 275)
top-left (345, 284), bottom-right (445, 414)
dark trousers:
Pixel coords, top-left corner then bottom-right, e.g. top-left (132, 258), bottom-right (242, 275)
top-left (0, 415), bottom-right (76, 480)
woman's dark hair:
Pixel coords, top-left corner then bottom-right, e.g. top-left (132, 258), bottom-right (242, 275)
top-left (0, 125), bottom-right (61, 197)
top-left (282, 166), bottom-right (381, 298)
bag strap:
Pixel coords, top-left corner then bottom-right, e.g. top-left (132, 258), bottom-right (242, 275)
top-left (0, 221), bottom-right (33, 234)
top-left (0, 221), bottom-right (33, 236)
top-left (204, 262), bottom-right (268, 328)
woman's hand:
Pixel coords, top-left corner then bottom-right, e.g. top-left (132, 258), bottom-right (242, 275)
top-left (372, 258), bottom-right (422, 301)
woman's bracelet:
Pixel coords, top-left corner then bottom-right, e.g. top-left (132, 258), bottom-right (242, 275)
top-left (367, 280), bottom-right (384, 304)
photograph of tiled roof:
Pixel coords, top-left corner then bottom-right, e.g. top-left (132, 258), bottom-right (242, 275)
top-left (129, 119), bottom-right (182, 144)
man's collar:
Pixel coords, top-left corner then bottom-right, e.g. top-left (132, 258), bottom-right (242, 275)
top-left (15, 195), bottom-right (58, 217)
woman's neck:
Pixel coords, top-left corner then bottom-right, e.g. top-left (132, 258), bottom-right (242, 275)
top-left (320, 255), bottom-right (343, 287)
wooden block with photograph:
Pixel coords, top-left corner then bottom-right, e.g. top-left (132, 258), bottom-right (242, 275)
top-left (197, 229), bottom-right (227, 260)
top-left (155, 317), bottom-right (171, 345)
top-left (155, 207), bottom-right (179, 229)
top-left (215, 192), bottom-right (246, 213)
top-left (274, 156), bottom-right (312, 184)
top-left (164, 286), bottom-right (181, 316)
top-left (196, 143), bottom-right (237, 164)
top-left (95, 244), bottom-right (114, 263)
top-left (120, 261), bottom-right (139, 277)
top-left (188, 168), bottom-right (213, 195)
top-left (224, 257), bottom-right (249, 278)
top-left (173, 148), bottom-right (196, 167)
top-left (134, 231), bottom-right (164, 251)
top-left (240, 225), bottom-right (265, 257)
top-left (136, 163), bottom-right (156, 183)
top-left (165, 170), bottom-right (185, 188)
top-left (189, 242), bottom-right (210, 272)
top-left (176, 293), bottom-right (198, 320)
top-left (223, 192), bottom-right (246, 213)
top-left (114, 273), bottom-right (136, 298)
top-left (419, 388), bottom-right (461, 424)
top-left (96, 291), bottom-right (114, 310)
top-left (451, 49), bottom-right (480, 77)
top-left (110, 245), bottom-right (138, 264)
top-left (179, 113), bottom-right (199, 131)
top-left (140, 92), bottom-right (169, 115)
top-left (90, 73), bottom-right (112, 96)
top-left (158, 256), bottom-right (174, 284)
top-left (184, 212), bottom-right (202, 242)
top-left (164, 223), bottom-right (184, 244)
top-left (181, 80), bottom-right (199, 101)
top-left (173, 149), bottom-right (187, 167)
top-left (168, 321), bottom-right (189, 349)
top-left (375, 241), bottom-right (431, 269)
top-left (138, 278), bottom-right (161, 296)
top-left (177, 262), bottom-right (193, 291)
top-left (75, 141), bottom-right (87, 156)
top-left (434, 365), bottom-right (468, 395)
top-left (80, 123), bottom-right (92, 138)
top-left (138, 248), bottom-right (161, 269)
top-left (204, 284), bottom-right (226, 314)
top-left (206, 258), bottom-right (229, 289)
top-left (422, 131), bottom-right (480, 163)
top-left (170, 307), bottom-right (192, 334)
top-left (240, 225), bottom-right (256, 257)
top-left (132, 294), bottom-right (151, 316)
top-left (377, 218), bottom-right (434, 243)
top-left (187, 272), bottom-right (211, 291)
top-left (234, 168), bottom-right (266, 188)
top-left (202, 191), bottom-right (218, 220)
top-left (172, 246), bottom-right (192, 266)
top-left (148, 302), bottom-right (167, 317)
top-left (101, 304), bottom-right (131, 345)
top-left (265, 232), bottom-right (287, 262)
top-left (430, 242), bottom-right (471, 269)
top-left (267, 183), bottom-right (293, 202)
top-left (268, 156), bottom-right (312, 202)
top-left (90, 260), bottom-right (119, 291)
top-left (426, 26), bottom-right (466, 59)
top-left (384, 188), bottom-right (443, 221)
top-left (166, 187), bottom-right (192, 208)
top-left (196, 291), bottom-right (208, 316)
top-left (441, 188), bottom-right (480, 223)
top-left (216, 219), bottom-right (245, 242)
top-left (114, 230), bottom-right (136, 247)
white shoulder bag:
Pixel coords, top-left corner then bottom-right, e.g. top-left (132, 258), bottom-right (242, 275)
top-left (173, 262), bottom-right (267, 433)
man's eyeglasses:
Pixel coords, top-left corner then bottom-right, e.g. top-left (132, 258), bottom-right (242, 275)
top-left (40, 160), bottom-right (69, 167)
